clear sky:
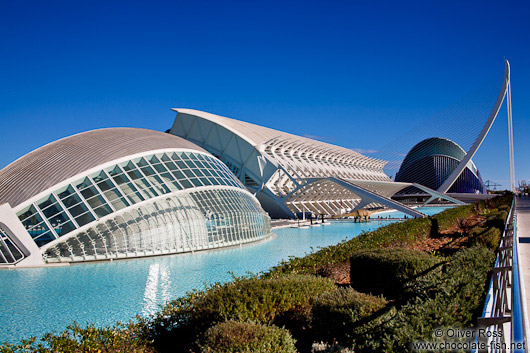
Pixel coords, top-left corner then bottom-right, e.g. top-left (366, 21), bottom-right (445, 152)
top-left (1, 0), bottom-right (529, 189)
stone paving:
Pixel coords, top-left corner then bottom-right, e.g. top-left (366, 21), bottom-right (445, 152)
top-left (515, 195), bottom-right (530, 339)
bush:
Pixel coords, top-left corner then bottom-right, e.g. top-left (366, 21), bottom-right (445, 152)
top-left (486, 210), bottom-right (508, 231)
top-left (471, 227), bottom-right (502, 250)
top-left (268, 217), bottom-right (432, 277)
top-left (198, 321), bottom-right (296, 353)
top-left (311, 287), bottom-right (387, 346)
top-left (371, 245), bottom-right (496, 352)
top-left (312, 342), bottom-right (354, 352)
top-left (349, 248), bottom-right (439, 298)
top-left (431, 205), bottom-right (474, 231)
top-left (0, 322), bottom-right (154, 353)
top-left (145, 274), bottom-right (335, 352)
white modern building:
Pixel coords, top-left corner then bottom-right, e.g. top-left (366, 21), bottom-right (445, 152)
top-left (0, 128), bottom-right (272, 267)
top-left (168, 109), bottom-right (464, 219)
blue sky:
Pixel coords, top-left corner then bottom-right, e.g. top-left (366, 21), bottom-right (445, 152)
top-left (1, 0), bottom-right (529, 189)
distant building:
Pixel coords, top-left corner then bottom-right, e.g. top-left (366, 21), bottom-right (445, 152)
top-left (0, 128), bottom-right (271, 267)
top-left (395, 137), bottom-right (486, 196)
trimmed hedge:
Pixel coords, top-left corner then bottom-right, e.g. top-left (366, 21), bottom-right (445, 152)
top-left (145, 274), bottom-right (335, 352)
top-left (198, 321), bottom-right (296, 353)
top-left (430, 204), bottom-right (474, 231)
top-left (267, 217), bottom-right (433, 277)
top-left (311, 287), bottom-right (387, 346)
top-left (349, 248), bottom-right (439, 298)
top-left (471, 226), bottom-right (502, 250)
top-left (359, 245), bottom-right (497, 352)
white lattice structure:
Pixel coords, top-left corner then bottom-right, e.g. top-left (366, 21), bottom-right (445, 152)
top-left (169, 109), bottom-right (458, 219)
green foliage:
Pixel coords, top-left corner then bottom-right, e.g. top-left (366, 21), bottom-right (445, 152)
top-left (267, 217), bottom-right (432, 277)
top-left (145, 274), bottom-right (335, 352)
top-left (311, 287), bottom-right (387, 346)
top-left (2, 195), bottom-right (513, 352)
top-left (198, 321), bottom-right (296, 353)
top-left (486, 210), bottom-right (508, 231)
top-left (430, 204), bottom-right (474, 231)
top-left (349, 248), bottom-right (439, 298)
top-left (368, 246), bottom-right (496, 352)
top-left (471, 226), bottom-right (502, 250)
top-left (0, 322), bottom-right (153, 353)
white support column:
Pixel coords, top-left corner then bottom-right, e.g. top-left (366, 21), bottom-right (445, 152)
top-left (507, 79), bottom-right (516, 192)
top-left (438, 60), bottom-right (510, 194)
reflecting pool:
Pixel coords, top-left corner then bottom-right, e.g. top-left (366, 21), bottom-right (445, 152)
top-left (0, 206), bottom-right (450, 343)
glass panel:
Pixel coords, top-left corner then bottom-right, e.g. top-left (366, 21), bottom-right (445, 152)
top-left (56, 185), bottom-right (76, 200)
top-left (83, 193), bottom-right (108, 211)
top-left (75, 177), bottom-right (93, 191)
top-left (33, 230), bottom-right (56, 247)
top-left (55, 220), bottom-right (76, 237)
top-left (93, 204), bottom-right (113, 218)
top-left (75, 211), bottom-right (96, 227)
top-left (17, 205), bottom-right (38, 223)
top-left (38, 197), bottom-right (66, 220)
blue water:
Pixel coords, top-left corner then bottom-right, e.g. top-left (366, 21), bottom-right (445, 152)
top-left (0, 206), bottom-right (450, 343)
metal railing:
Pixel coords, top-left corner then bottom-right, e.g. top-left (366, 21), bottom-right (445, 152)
top-left (477, 198), bottom-right (526, 352)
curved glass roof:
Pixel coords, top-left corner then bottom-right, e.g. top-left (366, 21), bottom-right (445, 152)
top-left (16, 150), bottom-right (245, 248)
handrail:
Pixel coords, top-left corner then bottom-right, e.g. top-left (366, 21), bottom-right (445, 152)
top-left (476, 197), bottom-right (526, 352)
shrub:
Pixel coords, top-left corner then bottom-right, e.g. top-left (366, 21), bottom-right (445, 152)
top-left (471, 227), bottom-right (502, 250)
top-left (145, 274), bottom-right (335, 352)
top-left (311, 287), bottom-right (387, 346)
top-left (485, 210), bottom-right (508, 231)
top-left (312, 342), bottom-right (355, 352)
top-left (198, 321), bottom-right (296, 353)
top-left (268, 217), bottom-right (432, 277)
top-left (431, 204), bottom-right (474, 231)
top-left (0, 322), bottom-right (154, 353)
top-left (372, 245), bottom-right (496, 352)
top-left (349, 248), bottom-right (439, 298)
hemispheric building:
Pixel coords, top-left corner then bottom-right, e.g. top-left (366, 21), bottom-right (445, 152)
top-left (395, 137), bottom-right (486, 195)
top-left (0, 128), bottom-right (272, 267)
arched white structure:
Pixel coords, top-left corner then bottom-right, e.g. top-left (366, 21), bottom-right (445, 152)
top-left (438, 60), bottom-right (514, 193)
top-left (0, 128), bottom-right (272, 267)
top-left (169, 109), bottom-right (462, 219)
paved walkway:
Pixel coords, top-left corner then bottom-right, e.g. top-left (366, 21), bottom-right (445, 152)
top-left (515, 195), bottom-right (530, 339)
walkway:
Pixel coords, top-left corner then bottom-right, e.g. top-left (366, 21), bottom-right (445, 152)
top-left (515, 195), bottom-right (530, 339)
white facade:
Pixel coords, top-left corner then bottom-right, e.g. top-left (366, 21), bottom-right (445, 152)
top-left (168, 109), bottom-right (459, 219)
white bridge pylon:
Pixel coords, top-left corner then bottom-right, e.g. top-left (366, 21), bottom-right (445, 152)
top-left (438, 59), bottom-right (515, 194)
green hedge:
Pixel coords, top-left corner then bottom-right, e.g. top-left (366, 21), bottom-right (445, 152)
top-left (144, 274), bottom-right (335, 352)
top-left (349, 248), bottom-right (439, 298)
top-left (360, 245), bottom-right (496, 352)
top-left (431, 204), bottom-right (474, 231)
top-left (198, 321), bottom-right (296, 353)
top-left (267, 217), bottom-right (433, 277)
top-left (311, 287), bottom-right (387, 347)
top-left (471, 226), bottom-right (502, 250)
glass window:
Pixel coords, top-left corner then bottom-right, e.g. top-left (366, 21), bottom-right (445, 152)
top-left (17, 205), bottom-right (39, 223)
top-left (75, 177), bottom-right (93, 191)
top-left (37, 195), bottom-right (65, 219)
top-left (75, 211), bottom-right (96, 227)
top-left (33, 230), bottom-right (56, 247)
top-left (93, 172), bottom-right (130, 210)
top-left (55, 220), bottom-right (76, 237)
top-left (17, 205), bottom-right (54, 244)
top-left (93, 204), bottom-right (113, 218)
